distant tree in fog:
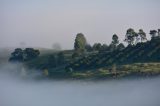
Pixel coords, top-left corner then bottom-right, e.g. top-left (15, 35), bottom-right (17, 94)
top-left (52, 43), bottom-right (62, 51)
top-left (9, 48), bottom-right (23, 62)
top-left (20, 42), bottom-right (26, 48)
top-left (9, 48), bottom-right (40, 62)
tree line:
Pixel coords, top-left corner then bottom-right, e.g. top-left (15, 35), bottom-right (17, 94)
top-left (73, 28), bottom-right (160, 56)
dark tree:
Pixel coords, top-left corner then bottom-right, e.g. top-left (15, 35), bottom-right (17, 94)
top-left (9, 48), bottom-right (40, 62)
top-left (138, 29), bottom-right (147, 42)
top-left (23, 48), bottom-right (40, 61)
top-left (150, 30), bottom-right (157, 39)
top-left (9, 48), bottom-right (23, 62)
top-left (112, 34), bottom-right (119, 46)
top-left (124, 28), bottom-right (136, 45)
top-left (158, 29), bottom-right (160, 37)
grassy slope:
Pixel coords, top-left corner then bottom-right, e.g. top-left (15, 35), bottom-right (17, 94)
top-left (69, 63), bottom-right (160, 79)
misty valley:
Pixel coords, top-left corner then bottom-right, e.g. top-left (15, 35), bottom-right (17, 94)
top-left (0, 73), bottom-right (160, 106)
top-left (0, 28), bottom-right (160, 106)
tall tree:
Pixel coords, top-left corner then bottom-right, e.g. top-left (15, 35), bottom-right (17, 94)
top-left (158, 29), bottom-right (160, 37)
top-left (138, 29), bottom-right (147, 42)
top-left (74, 33), bottom-right (87, 52)
top-left (112, 34), bottom-right (119, 46)
top-left (149, 30), bottom-right (157, 38)
top-left (124, 28), bottom-right (136, 45)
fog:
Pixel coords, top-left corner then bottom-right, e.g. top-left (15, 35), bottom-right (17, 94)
top-left (0, 64), bottom-right (160, 106)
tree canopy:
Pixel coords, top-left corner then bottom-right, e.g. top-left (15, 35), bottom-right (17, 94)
top-left (74, 33), bottom-right (87, 52)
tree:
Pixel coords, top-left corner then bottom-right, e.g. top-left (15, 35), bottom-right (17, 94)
top-left (92, 43), bottom-right (102, 51)
top-left (117, 43), bottom-right (125, 50)
top-left (124, 28), bottom-right (136, 45)
top-left (158, 29), bottom-right (160, 37)
top-left (138, 29), bottom-right (147, 42)
top-left (9, 48), bottom-right (23, 62)
top-left (85, 44), bottom-right (92, 52)
top-left (74, 33), bottom-right (87, 52)
top-left (52, 43), bottom-right (61, 51)
top-left (112, 34), bottom-right (119, 46)
top-left (9, 48), bottom-right (40, 62)
top-left (23, 48), bottom-right (40, 61)
top-left (134, 32), bottom-right (140, 44)
top-left (149, 30), bottom-right (157, 39)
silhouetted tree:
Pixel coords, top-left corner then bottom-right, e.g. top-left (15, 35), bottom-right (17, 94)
top-left (138, 29), bottom-right (147, 42)
top-left (9, 48), bottom-right (23, 62)
top-left (124, 28), bottom-right (136, 45)
top-left (9, 48), bottom-right (40, 62)
top-left (158, 29), bottom-right (160, 37)
top-left (112, 34), bottom-right (119, 46)
top-left (23, 48), bottom-right (40, 61)
top-left (150, 30), bottom-right (157, 39)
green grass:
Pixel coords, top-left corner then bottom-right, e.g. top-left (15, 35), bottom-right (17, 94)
top-left (65, 63), bottom-right (160, 79)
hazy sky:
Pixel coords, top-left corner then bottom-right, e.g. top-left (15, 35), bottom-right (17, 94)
top-left (0, 0), bottom-right (160, 49)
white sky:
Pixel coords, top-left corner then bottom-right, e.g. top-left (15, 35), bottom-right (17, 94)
top-left (0, 0), bottom-right (160, 49)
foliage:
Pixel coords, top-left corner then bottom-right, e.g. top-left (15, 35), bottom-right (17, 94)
top-left (124, 28), bottom-right (137, 45)
top-left (74, 33), bottom-right (87, 52)
top-left (9, 48), bottom-right (40, 62)
top-left (112, 34), bottom-right (119, 46)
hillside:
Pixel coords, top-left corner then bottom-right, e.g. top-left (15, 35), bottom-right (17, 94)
top-left (18, 37), bottom-right (160, 79)
top-left (66, 37), bottom-right (160, 71)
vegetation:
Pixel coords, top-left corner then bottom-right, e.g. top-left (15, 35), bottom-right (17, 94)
top-left (8, 28), bottom-right (160, 79)
top-left (9, 48), bottom-right (40, 62)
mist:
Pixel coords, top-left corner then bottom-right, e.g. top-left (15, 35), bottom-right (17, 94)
top-left (0, 63), bottom-right (160, 106)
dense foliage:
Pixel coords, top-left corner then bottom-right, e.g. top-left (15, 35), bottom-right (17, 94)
top-left (9, 48), bottom-right (40, 62)
top-left (8, 28), bottom-right (160, 77)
